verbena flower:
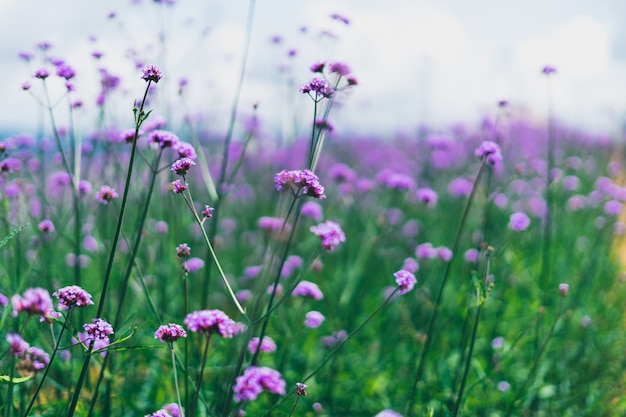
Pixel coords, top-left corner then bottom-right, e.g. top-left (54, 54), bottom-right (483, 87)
top-left (416, 187), bottom-right (438, 207)
top-left (275, 169), bottom-right (326, 199)
top-left (475, 141), bottom-right (503, 165)
top-left (53, 285), bottom-right (94, 310)
top-left (155, 323), bottom-right (187, 343)
top-left (233, 366), bottom-right (286, 402)
top-left (296, 382), bottom-right (308, 396)
top-left (299, 76), bottom-right (333, 99)
top-left (163, 403), bottom-right (183, 417)
top-left (394, 269), bottom-right (417, 295)
top-left (145, 410), bottom-right (172, 417)
top-left (7, 333), bottom-right (29, 356)
top-left (301, 201), bottom-right (323, 221)
top-left (95, 185), bottom-right (119, 204)
top-left (310, 220), bottom-right (346, 251)
top-left (83, 318), bottom-right (114, 341)
top-left (328, 62), bottom-right (351, 76)
top-left (11, 287), bottom-right (54, 317)
top-left (559, 283), bottom-right (570, 297)
top-left (184, 309), bottom-right (238, 338)
top-left (171, 157), bottom-right (196, 176)
top-left (38, 219), bottom-right (55, 233)
top-left (304, 311), bottom-right (325, 328)
top-left (141, 65), bottom-right (163, 83)
top-left (292, 281), bottom-right (324, 300)
top-left (374, 410), bottom-right (403, 417)
top-left (176, 243), bottom-right (190, 257)
top-left (202, 205), bottom-right (214, 218)
top-left (184, 257), bottom-right (205, 272)
top-left (509, 212), bottom-right (530, 232)
top-left (171, 180), bottom-right (187, 194)
top-left (175, 141), bottom-right (197, 159)
top-left (542, 65), bottom-right (557, 75)
top-left (34, 68), bottom-right (49, 79)
top-left (149, 130), bottom-right (180, 149)
top-left (247, 336), bottom-right (277, 354)
top-left (22, 346), bottom-right (50, 372)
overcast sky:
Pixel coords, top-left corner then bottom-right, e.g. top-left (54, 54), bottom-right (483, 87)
top-left (1, 0), bottom-right (626, 138)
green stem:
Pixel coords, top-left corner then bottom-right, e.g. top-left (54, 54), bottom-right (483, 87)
top-left (407, 162), bottom-right (488, 417)
top-left (171, 345), bottom-right (185, 417)
top-left (190, 334), bottom-right (212, 417)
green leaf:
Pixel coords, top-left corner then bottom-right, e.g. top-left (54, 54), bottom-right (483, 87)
top-left (0, 223), bottom-right (29, 248)
top-left (0, 374), bottom-right (32, 384)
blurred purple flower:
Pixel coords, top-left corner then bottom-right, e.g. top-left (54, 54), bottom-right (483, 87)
top-left (448, 177), bottom-right (473, 197)
top-left (310, 220), bottom-right (346, 251)
top-left (508, 212), bottom-right (530, 232)
top-left (184, 309), bottom-right (237, 337)
top-left (141, 65), bottom-right (163, 83)
top-left (304, 311), bottom-right (325, 328)
top-left (416, 187), bottom-right (438, 208)
top-left (248, 336), bottom-right (277, 354)
top-left (293, 280), bottom-right (324, 300)
top-left (38, 219), bottom-right (55, 233)
top-left (95, 185), bottom-right (118, 204)
top-left (155, 323), bottom-right (187, 343)
top-left (53, 285), bottom-right (94, 310)
top-left (11, 288), bottom-right (54, 317)
top-left (84, 318), bottom-right (114, 340)
top-left (233, 366), bottom-right (286, 402)
top-left (394, 269), bottom-right (417, 295)
top-left (275, 169), bottom-right (326, 199)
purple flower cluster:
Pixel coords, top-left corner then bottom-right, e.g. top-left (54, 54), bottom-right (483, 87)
top-left (11, 287), bottom-right (53, 317)
top-left (171, 157), bottom-right (196, 176)
top-left (274, 169), bottom-right (326, 199)
top-left (310, 220), bottom-right (346, 251)
top-left (394, 269), bottom-right (417, 295)
top-left (233, 366), bottom-right (286, 402)
top-left (149, 130), bottom-right (180, 149)
top-left (7, 333), bottom-right (50, 373)
top-left (299, 76), bottom-right (334, 99)
top-left (475, 141), bottom-right (503, 166)
top-left (292, 280), bottom-right (324, 300)
top-left (141, 65), bottom-right (163, 83)
top-left (53, 285), bottom-right (94, 310)
top-left (304, 311), bottom-right (325, 328)
top-left (184, 309), bottom-right (238, 338)
top-left (508, 212), bottom-right (530, 232)
top-left (95, 185), bottom-right (119, 204)
top-left (247, 336), bottom-right (277, 354)
top-left (155, 323), bottom-right (187, 343)
top-left (83, 318), bottom-right (114, 341)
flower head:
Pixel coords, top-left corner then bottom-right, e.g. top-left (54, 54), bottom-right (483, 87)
top-left (202, 205), bottom-right (215, 218)
top-left (296, 382), bottom-right (308, 396)
top-left (176, 243), bottom-right (190, 257)
top-left (95, 185), bottom-right (119, 204)
top-left (233, 366), bottom-right (286, 402)
top-left (299, 76), bottom-right (333, 99)
top-left (293, 280), bottom-right (324, 300)
top-left (11, 288), bottom-right (54, 317)
top-left (275, 169), bottom-right (326, 199)
top-left (53, 285), bottom-right (94, 310)
top-left (155, 323), bottom-right (187, 343)
top-left (475, 141), bottom-right (503, 165)
top-left (171, 180), bottom-right (188, 194)
top-left (38, 219), bottom-right (55, 233)
top-left (328, 62), bottom-right (351, 76)
top-left (247, 336), bottom-right (277, 354)
top-left (394, 269), bottom-right (417, 295)
top-left (171, 157), bottom-right (196, 176)
top-left (34, 68), bottom-right (49, 79)
top-left (559, 283), bottom-right (570, 297)
top-left (310, 220), bottom-right (346, 251)
top-left (508, 212), bottom-right (530, 232)
top-left (304, 311), bottom-right (325, 328)
top-left (184, 309), bottom-right (238, 337)
top-left (374, 410), bottom-right (403, 417)
top-left (149, 130), bottom-right (179, 149)
top-left (83, 318), bottom-right (114, 340)
top-left (141, 65), bottom-right (163, 83)
top-left (7, 333), bottom-right (29, 356)
top-left (542, 65), bottom-right (557, 75)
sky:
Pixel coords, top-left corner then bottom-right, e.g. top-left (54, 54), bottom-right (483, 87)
top-left (1, 0), bottom-right (626, 138)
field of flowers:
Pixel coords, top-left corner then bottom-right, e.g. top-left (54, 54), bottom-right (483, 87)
top-left (2, 4), bottom-right (626, 417)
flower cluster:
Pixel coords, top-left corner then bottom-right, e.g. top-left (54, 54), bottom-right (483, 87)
top-left (7, 334), bottom-right (50, 374)
top-left (141, 65), bottom-right (163, 83)
top-left (184, 309), bottom-right (238, 338)
top-left (95, 185), bottom-right (119, 204)
top-left (233, 366), bottom-right (286, 402)
top-left (155, 323), bottom-right (187, 343)
top-left (509, 212), bottom-right (530, 232)
top-left (474, 141), bottom-right (503, 166)
top-left (83, 318), bottom-right (114, 341)
top-left (171, 157), bottom-right (196, 176)
top-left (53, 285), bottom-right (93, 310)
top-left (292, 280), bottom-right (324, 300)
top-left (149, 130), bottom-right (179, 149)
top-left (310, 220), bottom-right (346, 251)
top-left (247, 336), bottom-right (277, 354)
top-left (11, 287), bottom-right (54, 317)
top-left (394, 269), bottom-right (417, 295)
top-left (299, 76), bottom-right (333, 99)
top-left (274, 169), bottom-right (326, 199)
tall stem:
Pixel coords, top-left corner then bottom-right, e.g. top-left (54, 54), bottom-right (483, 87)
top-left (190, 334), bottom-right (212, 417)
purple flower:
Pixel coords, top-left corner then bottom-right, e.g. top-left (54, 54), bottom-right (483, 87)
top-left (464, 248), bottom-right (480, 263)
top-left (73, 332), bottom-right (110, 356)
top-left (275, 169), bottom-right (326, 199)
top-left (247, 336), bottom-right (277, 354)
top-left (7, 333), bottom-right (29, 356)
top-left (542, 65), bottom-right (557, 75)
top-left (604, 200), bottom-right (623, 216)
top-left (415, 243), bottom-right (437, 259)
top-left (310, 220), bottom-right (346, 251)
top-left (301, 201), bottom-right (324, 221)
top-left (437, 247), bottom-right (453, 262)
top-left (84, 318), bottom-right (114, 341)
top-left (448, 177), bottom-right (473, 197)
top-left (374, 410), bottom-right (403, 417)
top-left (292, 281), bottom-right (324, 300)
top-left (11, 287), bottom-right (54, 317)
top-left (175, 141), bottom-right (197, 159)
top-left (171, 157), bottom-right (196, 176)
top-left (38, 219), bottom-right (55, 233)
top-left (56, 64), bottom-right (76, 80)
top-left (185, 257), bottom-right (205, 272)
top-left (304, 311), bottom-right (325, 328)
top-left (171, 180), bottom-right (188, 194)
top-left (155, 323), bottom-right (187, 343)
top-left (394, 269), bottom-right (417, 295)
top-left (233, 366), bottom-right (286, 402)
top-left (508, 212), bottom-right (530, 232)
top-left (559, 283), bottom-right (570, 297)
top-left (34, 68), bottom-right (49, 79)
top-left (53, 285), bottom-right (94, 310)
top-left (310, 61), bottom-right (325, 73)
top-left (384, 173), bottom-right (415, 191)
top-left (95, 185), bottom-right (119, 204)
top-left (475, 141), bottom-right (503, 165)
top-left (0, 157), bottom-right (22, 173)
top-left (202, 205), bottom-right (215, 218)
top-left (296, 382), bottom-right (308, 396)
top-left (149, 130), bottom-right (179, 149)
top-left (23, 346), bottom-right (50, 372)
top-left (162, 404), bottom-right (183, 417)
top-left (328, 62), bottom-right (351, 76)
top-left (330, 13), bottom-right (350, 24)
top-left (299, 76), bottom-right (334, 99)
top-left (416, 187), bottom-right (438, 208)
top-left (0, 293), bottom-right (7, 307)
top-left (497, 381), bottom-right (511, 392)
top-left (402, 257), bottom-right (419, 273)
top-left (176, 243), bottom-right (191, 257)
top-left (491, 336), bottom-right (505, 349)
top-left (141, 65), bottom-right (163, 83)
top-left (145, 410), bottom-right (172, 417)
top-left (184, 309), bottom-right (237, 337)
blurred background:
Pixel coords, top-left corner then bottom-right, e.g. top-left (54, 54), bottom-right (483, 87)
top-left (1, 0), bottom-right (625, 137)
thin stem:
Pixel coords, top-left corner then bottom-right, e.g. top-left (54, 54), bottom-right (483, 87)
top-left (5, 355), bottom-right (15, 417)
top-left (287, 395), bottom-right (302, 417)
top-left (407, 162), bottom-right (488, 417)
top-left (23, 308), bottom-right (73, 417)
top-left (190, 334), bottom-right (212, 417)
top-left (171, 345), bottom-right (185, 417)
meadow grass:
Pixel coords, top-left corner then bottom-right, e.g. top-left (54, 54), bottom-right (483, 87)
top-left (2, 5), bottom-right (626, 417)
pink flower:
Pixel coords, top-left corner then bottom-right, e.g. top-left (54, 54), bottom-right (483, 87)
top-left (394, 269), bottom-right (417, 295)
top-left (304, 311), bottom-right (325, 328)
top-left (95, 185), bottom-right (119, 204)
top-left (247, 336), bottom-right (277, 354)
top-left (293, 281), bottom-right (324, 300)
top-left (275, 169), bottom-right (326, 199)
top-left (233, 366), bottom-right (286, 402)
top-left (155, 323), bottom-right (187, 343)
top-left (184, 309), bottom-right (237, 337)
top-left (310, 220), bottom-right (346, 251)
